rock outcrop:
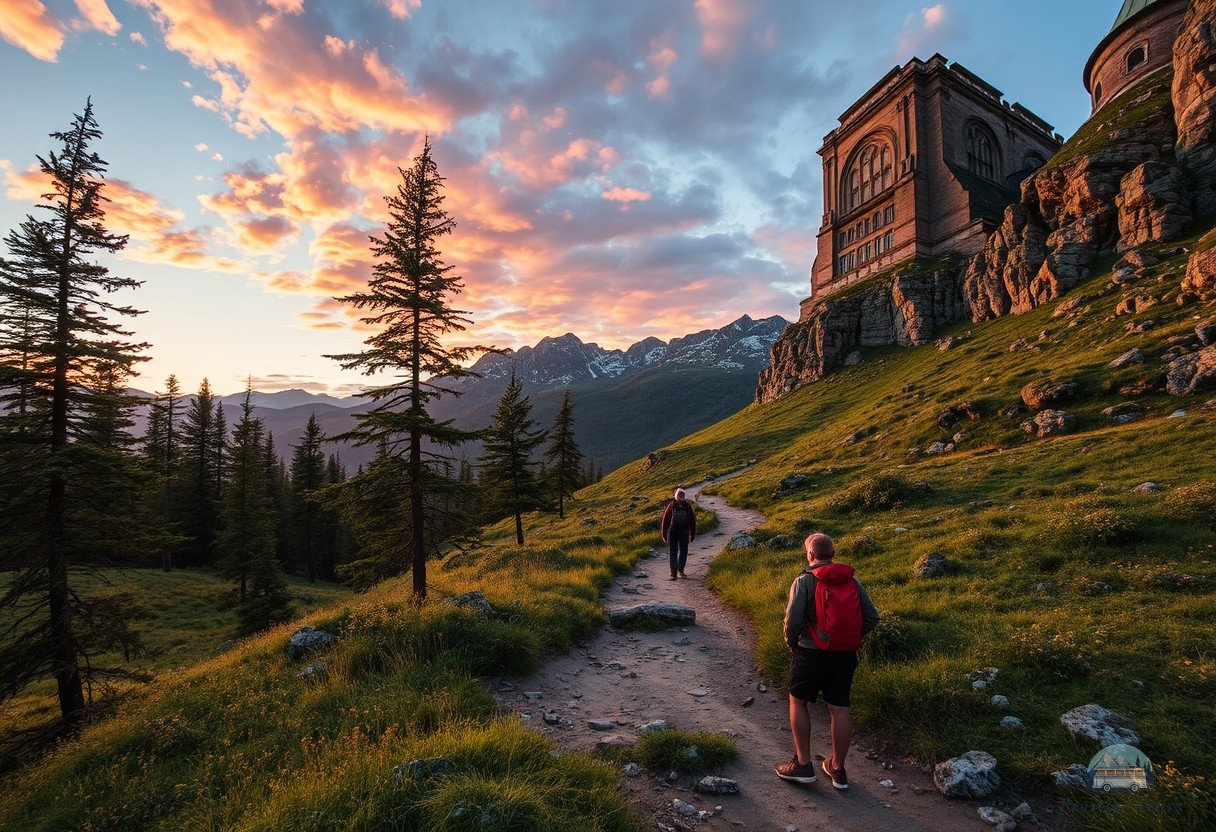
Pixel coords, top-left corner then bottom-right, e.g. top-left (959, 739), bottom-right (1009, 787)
top-left (964, 69), bottom-right (1178, 322)
top-left (1183, 233), bottom-right (1216, 295)
top-left (1115, 161), bottom-right (1193, 249)
top-left (1172, 0), bottom-right (1216, 214)
top-left (757, 257), bottom-right (968, 402)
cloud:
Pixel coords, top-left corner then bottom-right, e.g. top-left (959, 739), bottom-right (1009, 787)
top-left (896, 3), bottom-right (962, 58)
top-left (381, 0), bottom-right (420, 20)
top-left (211, 152), bottom-right (224, 161)
top-left (129, 30), bottom-right (146, 44)
top-left (194, 142), bottom-right (208, 151)
top-left (0, 0), bottom-right (64, 62)
top-left (73, 0), bottom-right (121, 36)
top-left (694, 0), bottom-right (752, 61)
top-left (602, 187), bottom-right (651, 203)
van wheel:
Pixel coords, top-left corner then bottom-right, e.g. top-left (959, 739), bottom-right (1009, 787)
top-left (1130, 784), bottom-right (1139, 793)
top-left (1102, 784), bottom-right (1112, 792)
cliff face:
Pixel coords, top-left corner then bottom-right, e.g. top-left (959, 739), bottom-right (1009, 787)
top-left (755, 258), bottom-right (967, 404)
top-left (1173, 0), bottom-right (1216, 214)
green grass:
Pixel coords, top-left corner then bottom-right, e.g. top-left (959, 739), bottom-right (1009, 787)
top-left (633, 728), bottom-right (737, 773)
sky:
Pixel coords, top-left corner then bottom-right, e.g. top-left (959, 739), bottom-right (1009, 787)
top-left (0, 0), bottom-right (1119, 396)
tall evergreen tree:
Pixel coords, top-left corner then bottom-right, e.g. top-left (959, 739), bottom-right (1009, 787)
top-left (216, 389), bottom-right (289, 633)
top-left (212, 398), bottom-right (226, 506)
top-left (0, 100), bottom-right (148, 726)
top-left (177, 379), bottom-right (219, 564)
top-left (327, 136), bottom-right (489, 603)
top-left (144, 374), bottom-right (180, 571)
top-left (480, 374), bottom-right (547, 545)
top-left (542, 389), bottom-right (584, 519)
top-left (289, 414), bottom-right (327, 582)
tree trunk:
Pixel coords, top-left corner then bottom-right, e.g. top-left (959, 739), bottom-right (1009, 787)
top-left (409, 429), bottom-right (426, 603)
top-left (558, 494), bottom-right (564, 520)
top-left (515, 511), bottom-right (524, 545)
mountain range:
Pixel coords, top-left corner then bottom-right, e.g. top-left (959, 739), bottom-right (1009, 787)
top-left (137, 314), bottom-right (789, 473)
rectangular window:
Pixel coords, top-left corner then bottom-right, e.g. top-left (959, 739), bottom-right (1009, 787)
top-left (866, 242), bottom-right (872, 260)
top-left (864, 218), bottom-right (871, 235)
top-left (876, 236), bottom-right (884, 255)
top-left (874, 211), bottom-right (881, 228)
top-left (838, 256), bottom-right (847, 274)
top-left (885, 205), bottom-right (895, 224)
top-left (885, 230), bottom-right (894, 250)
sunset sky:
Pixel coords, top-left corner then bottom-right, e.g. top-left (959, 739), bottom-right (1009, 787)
top-left (1, 1), bottom-right (1117, 396)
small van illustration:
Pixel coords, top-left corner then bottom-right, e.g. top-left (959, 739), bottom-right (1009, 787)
top-left (1087, 744), bottom-right (1153, 793)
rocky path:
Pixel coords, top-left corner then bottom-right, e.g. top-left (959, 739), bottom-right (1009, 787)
top-left (495, 477), bottom-right (991, 831)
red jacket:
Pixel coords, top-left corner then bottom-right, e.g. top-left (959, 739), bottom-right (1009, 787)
top-left (660, 499), bottom-right (697, 541)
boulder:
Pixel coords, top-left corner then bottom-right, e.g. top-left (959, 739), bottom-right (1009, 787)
top-left (1102, 402), bottom-right (1147, 423)
top-left (926, 442), bottom-right (948, 455)
top-left (1115, 294), bottom-right (1156, 316)
top-left (1059, 704), bottom-right (1141, 746)
top-left (1172, 0), bottom-right (1216, 214)
top-left (727, 533), bottom-right (756, 550)
top-left (1020, 380), bottom-right (1077, 410)
top-left (1166, 346), bottom-right (1216, 396)
top-left (1117, 249), bottom-right (1159, 270)
top-left (642, 451), bottom-right (668, 471)
top-left (764, 535), bottom-right (800, 550)
top-left (1197, 321), bottom-right (1216, 347)
top-left (843, 350), bottom-right (863, 366)
top-left (1052, 294), bottom-right (1092, 318)
top-left (673, 799), bottom-right (697, 817)
top-left (1021, 410), bottom-right (1076, 437)
top-left (392, 757), bottom-right (452, 785)
top-left (773, 472), bottom-right (814, 496)
top-left (933, 751), bottom-right (1001, 798)
top-left (978, 806), bottom-right (1015, 828)
top-left (694, 776), bottom-right (740, 795)
top-left (1107, 348), bottom-right (1143, 369)
top-left (285, 626), bottom-right (335, 661)
top-left (1000, 716), bottom-right (1025, 730)
top-left (443, 591), bottom-right (493, 615)
top-left (607, 603), bottom-right (696, 628)
top-left (912, 552), bottom-right (951, 578)
top-left (1115, 162), bottom-right (1193, 250)
top-left (936, 401), bottom-right (981, 429)
top-left (1183, 243), bottom-right (1216, 295)
top-left (990, 695), bottom-right (1010, 709)
top-left (1051, 764), bottom-right (1091, 790)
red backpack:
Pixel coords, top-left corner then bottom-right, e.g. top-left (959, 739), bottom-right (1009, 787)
top-left (804, 563), bottom-right (863, 651)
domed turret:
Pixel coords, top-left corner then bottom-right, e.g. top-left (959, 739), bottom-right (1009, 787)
top-left (1084, 0), bottom-right (1187, 114)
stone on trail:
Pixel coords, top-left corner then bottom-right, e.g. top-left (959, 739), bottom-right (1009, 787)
top-left (879, 778), bottom-right (896, 788)
top-left (639, 720), bottom-right (671, 733)
top-left (687, 688), bottom-right (710, 698)
top-left (741, 696), bottom-right (755, 707)
top-left (587, 719), bottom-right (616, 731)
top-left (1059, 704), bottom-right (1141, 746)
top-left (285, 626), bottom-right (335, 660)
top-left (595, 734), bottom-right (632, 751)
top-left (978, 806), bottom-right (1015, 827)
top-left (695, 776), bottom-right (740, 795)
top-left (622, 762), bottom-right (642, 777)
top-left (673, 798), bottom-right (697, 817)
top-left (933, 750), bottom-right (1001, 798)
top-left (607, 603), bottom-right (695, 627)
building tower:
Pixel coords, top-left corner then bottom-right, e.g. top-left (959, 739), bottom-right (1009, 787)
top-left (1084, 0), bottom-right (1188, 114)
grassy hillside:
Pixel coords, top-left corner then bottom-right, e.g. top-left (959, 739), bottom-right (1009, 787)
top-left (0, 569), bottom-right (349, 742)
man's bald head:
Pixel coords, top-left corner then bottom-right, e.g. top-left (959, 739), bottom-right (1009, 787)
top-left (805, 532), bottom-right (834, 562)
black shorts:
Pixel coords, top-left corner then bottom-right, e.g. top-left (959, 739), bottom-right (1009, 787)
top-left (788, 647), bottom-right (858, 707)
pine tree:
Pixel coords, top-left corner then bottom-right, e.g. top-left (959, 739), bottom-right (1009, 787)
top-left (289, 414), bottom-right (326, 582)
top-left (144, 374), bottom-right (180, 571)
top-left (542, 389), bottom-right (584, 519)
top-left (212, 398), bottom-right (226, 506)
top-left (480, 373), bottom-right (547, 545)
top-left (176, 379), bottom-right (218, 564)
top-left (0, 100), bottom-right (148, 726)
top-left (216, 388), bottom-right (289, 632)
top-left (327, 137), bottom-right (489, 602)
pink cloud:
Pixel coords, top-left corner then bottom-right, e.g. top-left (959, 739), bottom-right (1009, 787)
top-left (73, 0), bottom-right (121, 36)
top-left (129, 30), bottom-right (147, 45)
top-left (694, 0), bottom-right (752, 61)
top-left (602, 187), bottom-right (651, 203)
top-left (0, 0), bottom-right (64, 62)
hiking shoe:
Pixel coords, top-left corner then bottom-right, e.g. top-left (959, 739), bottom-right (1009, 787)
top-left (821, 758), bottom-right (848, 790)
top-left (669, 574), bottom-right (678, 581)
top-left (678, 570), bottom-right (686, 578)
top-left (775, 757), bottom-right (818, 784)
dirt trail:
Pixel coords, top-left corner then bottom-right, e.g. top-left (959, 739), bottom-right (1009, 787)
top-left (496, 475), bottom-right (989, 831)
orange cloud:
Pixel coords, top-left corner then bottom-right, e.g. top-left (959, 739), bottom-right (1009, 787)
top-left (646, 35), bottom-right (678, 100)
top-left (0, 0), bottom-right (64, 62)
top-left (73, 0), bottom-right (121, 36)
top-left (602, 187), bottom-right (651, 203)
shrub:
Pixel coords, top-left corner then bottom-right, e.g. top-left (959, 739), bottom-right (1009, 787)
top-left (1054, 503), bottom-right (1136, 547)
top-left (861, 614), bottom-right (930, 663)
top-left (634, 728), bottom-right (737, 773)
top-left (828, 474), bottom-right (914, 513)
top-left (999, 622), bottom-right (1091, 679)
top-left (1165, 482), bottom-right (1216, 525)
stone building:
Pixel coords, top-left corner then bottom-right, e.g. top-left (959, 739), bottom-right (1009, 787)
top-left (800, 55), bottom-right (1062, 322)
top-left (1084, 0), bottom-right (1188, 114)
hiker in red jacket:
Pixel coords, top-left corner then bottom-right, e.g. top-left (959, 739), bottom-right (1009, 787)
top-left (775, 532), bottom-right (880, 790)
top-left (659, 487), bottom-right (697, 580)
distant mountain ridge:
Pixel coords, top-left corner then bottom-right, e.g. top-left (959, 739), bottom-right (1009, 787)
top-left (130, 314), bottom-right (790, 472)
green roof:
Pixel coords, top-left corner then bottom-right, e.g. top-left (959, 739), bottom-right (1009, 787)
top-left (1110, 0), bottom-right (1166, 33)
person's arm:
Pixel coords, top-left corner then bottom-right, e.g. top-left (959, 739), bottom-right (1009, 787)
top-left (659, 502), bottom-right (671, 542)
top-left (783, 574), bottom-right (809, 651)
top-left (689, 503), bottom-right (697, 541)
top-left (856, 580), bottom-right (881, 636)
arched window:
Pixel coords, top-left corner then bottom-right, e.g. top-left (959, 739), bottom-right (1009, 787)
top-left (1126, 46), bottom-right (1146, 73)
top-left (1094, 82), bottom-right (1103, 103)
top-left (966, 123), bottom-right (997, 181)
top-left (1023, 153), bottom-right (1046, 171)
top-left (843, 140), bottom-right (893, 212)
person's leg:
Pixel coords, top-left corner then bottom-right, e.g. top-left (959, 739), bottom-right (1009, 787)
top-left (826, 704), bottom-right (853, 768)
top-left (789, 695), bottom-right (813, 764)
top-left (677, 533), bottom-right (689, 575)
top-left (668, 535), bottom-right (678, 579)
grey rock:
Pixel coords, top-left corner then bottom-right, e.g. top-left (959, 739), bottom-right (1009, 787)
top-left (1020, 379), bottom-right (1077, 410)
top-left (673, 798), bottom-right (697, 817)
top-left (1059, 704), bottom-right (1141, 746)
top-left (588, 719), bottom-right (617, 731)
top-left (1052, 763), bottom-right (1091, 790)
top-left (1102, 401), bottom-right (1147, 420)
top-left (1000, 716), bottom-right (1025, 730)
top-left (695, 776), bottom-right (740, 795)
top-left (285, 626), bottom-right (335, 661)
top-left (297, 661), bottom-right (326, 682)
top-left (622, 762), bottom-right (643, 777)
top-left (1166, 346), bottom-right (1216, 396)
top-left (392, 757), bottom-right (451, 785)
top-left (1197, 322), bottom-right (1216, 347)
top-left (764, 534), bottom-right (800, 550)
top-left (607, 603), bottom-right (696, 627)
top-left (442, 590), bottom-right (493, 615)
top-left (595, 734), bottom-right (632, 751)
top-left (843, 350), bottom-right (863, 366)
top-left (978, 806), bottom-right (1015, 827)
top-left (1108, 348), bottom-right (1144, 369)
top-left (926, 442), bottom-right (948, 454)
top-left (1021, 409), bottom-right (1076, 437)
top-left (639, 720), bottom-right (671, 733)
top-left (1131, 482), bottom-right (1161, 493)
top-left (727, 533), bottom-right (756, 550)
top-left (934, 751), bottom-right (1001, 798)
top-left (543, 712), bottom-right (560, 725)
top-left (912, 552), bottom-right (951, 579)
top-left (1011, 802), bottom-right (1033, 821)
top-left (990, 695), bottom-right (1010, 709)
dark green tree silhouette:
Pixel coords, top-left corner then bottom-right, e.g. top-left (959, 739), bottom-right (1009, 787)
top-left (0, 100), bottom-right (148, 726)
top-left (289, 413), bottom-right (327, 582)
top-left (176, 378), bottom-right (219, 565)
top-left (143, 374), bottom-right (181, 571)
top-left (543, 389), bottom-right (584, 519)
top-left (327, 136), bottom-right (488, 603)
top-left (480, 373), bottom-right (547, 544)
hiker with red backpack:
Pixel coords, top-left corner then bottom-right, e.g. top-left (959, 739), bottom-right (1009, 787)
top-left (659, 487), bottom-right (697, 580)
top-left (775, 532), bottom-right (880, 789)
